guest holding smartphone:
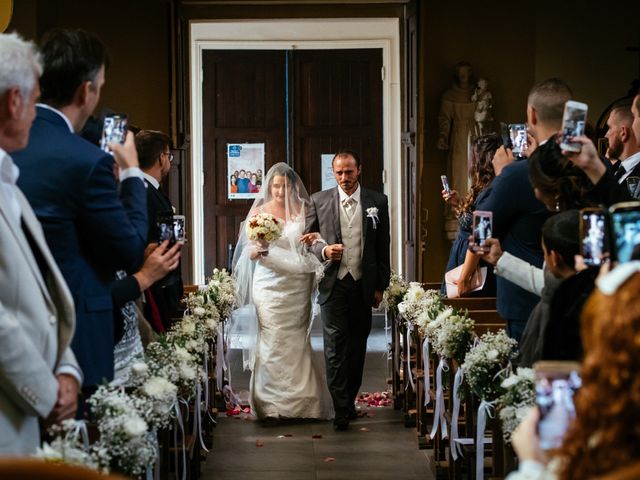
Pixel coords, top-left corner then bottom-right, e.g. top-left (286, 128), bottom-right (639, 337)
top-left (441, 133), bottom-right (500, 297)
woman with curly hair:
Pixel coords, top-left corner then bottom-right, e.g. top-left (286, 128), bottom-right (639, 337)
top-left (508, 268), bottom-right (640, 479)
top-left (528, 139), bottom-right (594, 212)
top-left (441, 133), bottom-right (502, 296)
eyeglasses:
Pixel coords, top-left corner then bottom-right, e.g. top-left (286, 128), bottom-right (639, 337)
top-left (162, 151), bottom-right (174, 163)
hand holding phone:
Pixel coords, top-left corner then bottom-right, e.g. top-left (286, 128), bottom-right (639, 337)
top-left (534, 361), bottom-right (581, 451)
top-left (560, 101), bottom-right (588, 152)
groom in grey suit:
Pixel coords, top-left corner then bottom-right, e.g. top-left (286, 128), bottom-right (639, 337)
top-left (0, 33), bottom-right (80, 455)
top-left (306, 150), bottom-right (390, 430)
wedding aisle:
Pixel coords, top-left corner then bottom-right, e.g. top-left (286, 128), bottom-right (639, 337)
top-left (201, 315), bottom-right (434, 479)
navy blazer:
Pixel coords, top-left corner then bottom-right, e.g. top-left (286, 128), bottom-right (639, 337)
top-left (476, 159), bottom-right (551, 322)
top-left (305, 186), bottom-right (391, 305)
top-left (13, 106), bottom-right (147, 386)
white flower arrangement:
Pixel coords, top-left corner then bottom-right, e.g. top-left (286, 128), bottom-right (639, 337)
top-left (383, 270), bottom-right (409, 312)
top-left (397, 282), bottom-right (444, 328)
top-left (206, 268), bottom-right (238, 320)
top-left (35, 420), bottom-right (101, 471)
top-left (246, 212), bottom-right (283, 244)
top-left (425, 309), bottom-right (475, 363)
top-left (498, 367), bottom-right (536, 444)
top-left (366, 206), bottom-right (380, 229)
top-left (461, 330), bottom-right (518, 400)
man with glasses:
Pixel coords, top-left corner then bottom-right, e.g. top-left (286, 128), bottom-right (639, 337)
top-left (135, 130), bottom-right (184, 331)
top-left (13, 29), bottom-right (147, 395)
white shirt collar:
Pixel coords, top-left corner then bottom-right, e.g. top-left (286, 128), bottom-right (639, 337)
top-left (37, 103), bottom-right (74, 133)
top-left (0, 147), bottom-right (22, 224)
top-left (0, 147), bottom-right (19, 185)
top-left (338, 184), bottom-right (361, 203)
top-left (142, 171), bottom-right (159, 189)
top-left (619, 151), bottom-right (640, 174)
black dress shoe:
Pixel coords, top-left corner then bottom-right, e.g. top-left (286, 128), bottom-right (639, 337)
top-left (333, 416), bottom-right (349, 431)
top-left (346, 409), bottom-right (358, 420)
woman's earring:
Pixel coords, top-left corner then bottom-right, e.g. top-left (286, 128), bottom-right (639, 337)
top-left (555, 200), bottom-right (560, 212)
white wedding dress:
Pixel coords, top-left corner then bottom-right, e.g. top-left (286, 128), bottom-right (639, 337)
top-left (249, 219), bottom-right (333, 419)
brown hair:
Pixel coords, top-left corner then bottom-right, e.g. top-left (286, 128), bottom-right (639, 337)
top-left (527, 78), bottom-right (573, 128)
top-left (456, 133), bottom-right (499, 216)
top-left (556, 273), bottom-right (640, 479)
top-left (135, 130), bottom-right (171, 170)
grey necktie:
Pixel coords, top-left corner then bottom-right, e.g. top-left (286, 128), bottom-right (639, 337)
top-left (343, 197), bottom-right (356, 220)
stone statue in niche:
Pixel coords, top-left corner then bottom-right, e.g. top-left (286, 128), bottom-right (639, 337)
top-left (437, 61), bottom-right (477, 200)
top-left (472, 77), bottom-right (494, 136)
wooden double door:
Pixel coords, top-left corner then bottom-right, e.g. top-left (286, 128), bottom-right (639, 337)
top-left (202, 48), bottom-right (383, 273)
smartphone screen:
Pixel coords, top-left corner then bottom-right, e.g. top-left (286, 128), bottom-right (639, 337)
top-left (580, 209), bottom-right (608, 266)
top-left (560, 101), bottom-right (588, 152)
top-left (100, 114), bottom-right (128, 153)
top-left (157, 212), bottom-right (176, 245)
top-left (173, 214), bottom-right (186, 243)
top-left (509, 124), bottom-right (528, 157)
top-left (441, 175), bottom-right (450, 193)
top-left (471, 211), bottom-right (492, 251)
top-left (610, 204), bottom-right (640, 263)
top-left (534, 361), bottom-right (581, 451)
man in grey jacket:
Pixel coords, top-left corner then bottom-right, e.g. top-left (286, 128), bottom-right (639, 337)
top-left (305, 150), bottom-right (390, 430)
top-left (0, 32), bottom-right (81, 455)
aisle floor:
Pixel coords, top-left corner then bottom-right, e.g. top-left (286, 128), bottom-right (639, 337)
top-left (202, 318), bottom-right (434, 480)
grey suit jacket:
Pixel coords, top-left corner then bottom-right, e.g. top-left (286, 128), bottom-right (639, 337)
top-left (306, 186), bottom-right (391, 305)
top-left (0, 187), bottom-right (79, 455)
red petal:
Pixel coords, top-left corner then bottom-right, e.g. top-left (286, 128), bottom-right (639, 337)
top-left (359, 427), bottom-right (370, 432)
top-left (324, 457), bottom-right (336, 463)
top-left (256, 440), bottom-right (264, 447)
top-left (312, 434), bottom-right (323, 439)
top-left (284, 433), bottom-right (293, 437)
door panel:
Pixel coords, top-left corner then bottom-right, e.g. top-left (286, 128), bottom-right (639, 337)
top-left (293, 49), bottom-right (383, 195)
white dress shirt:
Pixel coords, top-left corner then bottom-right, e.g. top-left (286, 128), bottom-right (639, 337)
top-left (616, 151), bottom-right (640, 183)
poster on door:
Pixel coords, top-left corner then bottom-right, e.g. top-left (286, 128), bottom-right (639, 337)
top-left (321, 153), bottom-right (337, 191)
top-left (227, 143), bottom-right (265, 200)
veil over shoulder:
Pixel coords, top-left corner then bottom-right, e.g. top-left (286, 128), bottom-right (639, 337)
top-left (229, 163), bottom-right (332, 419)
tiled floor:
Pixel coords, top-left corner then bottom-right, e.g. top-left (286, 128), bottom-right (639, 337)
top-left (202, 315), bottom-right (434, 479)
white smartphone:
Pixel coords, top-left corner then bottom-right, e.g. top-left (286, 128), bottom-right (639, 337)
top-left (579, 207), bottom-right (608, 266)
top-left (560, 101), bottom-right (588, 152)
top-left (441, 175), bottom-right (450, 194)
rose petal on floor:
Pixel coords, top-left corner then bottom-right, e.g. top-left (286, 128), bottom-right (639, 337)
top-left (324, 457), bottom-right (336, 463)
top-left (256, 440), bottom-right (264, 447)
top-left (312, 434), bottom-right (323, 439)
top-left (359, 427), bottom-right (370, 432)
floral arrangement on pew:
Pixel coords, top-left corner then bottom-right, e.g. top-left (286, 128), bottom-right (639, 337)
top-left (497, 367), bottom-right (535, 444)
top-left (397, 282), bottom-right (443, 328)
top-left (204, 268), bottom-right (238, 322)
top-left (36, 275), bottom-right (226, 477)
top-left (461, 330), bottom-right (518, 480)
top-left (382, 270), bottom-right (409, 313)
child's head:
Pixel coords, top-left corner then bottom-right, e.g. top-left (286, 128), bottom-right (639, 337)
top-left (542, 209), bottom-right (580, 278)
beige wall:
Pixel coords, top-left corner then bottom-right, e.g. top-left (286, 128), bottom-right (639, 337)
top-left (8, 0), bottom-right (171, 133)
top-left (421, 1), bottom-right (640, 282)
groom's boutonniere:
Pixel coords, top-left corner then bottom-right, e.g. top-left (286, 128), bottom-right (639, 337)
top-left (366, 207), bottom-right (380, 229)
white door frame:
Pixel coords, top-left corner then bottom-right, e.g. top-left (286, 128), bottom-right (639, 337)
top-left (190, 18), bottom-right (402, 284)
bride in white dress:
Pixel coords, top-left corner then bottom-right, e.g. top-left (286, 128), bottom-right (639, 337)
top-left (232, 163), bottom-right (333, 420)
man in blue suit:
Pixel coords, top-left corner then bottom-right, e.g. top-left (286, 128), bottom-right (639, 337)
top-left (13, 29), bottom-right (147, 390)
top-left (476, 79), bottom-right (572, 342)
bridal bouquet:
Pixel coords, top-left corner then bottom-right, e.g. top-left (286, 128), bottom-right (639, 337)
top-left (498, 367), bottom-right (536, 444)
top-left (246, 212), bottom-right (283, 249)
top-left (461, 330), bottom-right (518, 400)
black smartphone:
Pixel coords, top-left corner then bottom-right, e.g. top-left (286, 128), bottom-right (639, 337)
top-left (100, 113), bottom-right (128, 153)
top-left (609, 201), bottom-right (640, 263)
top-left (579, 207), bottom-right (608, 266)
top-left (509, 123), bottom-right (528, 158)
top-left (157, 213), bottom-right (186, 245)
top-left (471, 210), bottom-right (492, 252)
top-left (534, 361), bottom-right (581, 451)
top-left (441, 175), bottom-right (451, 194)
